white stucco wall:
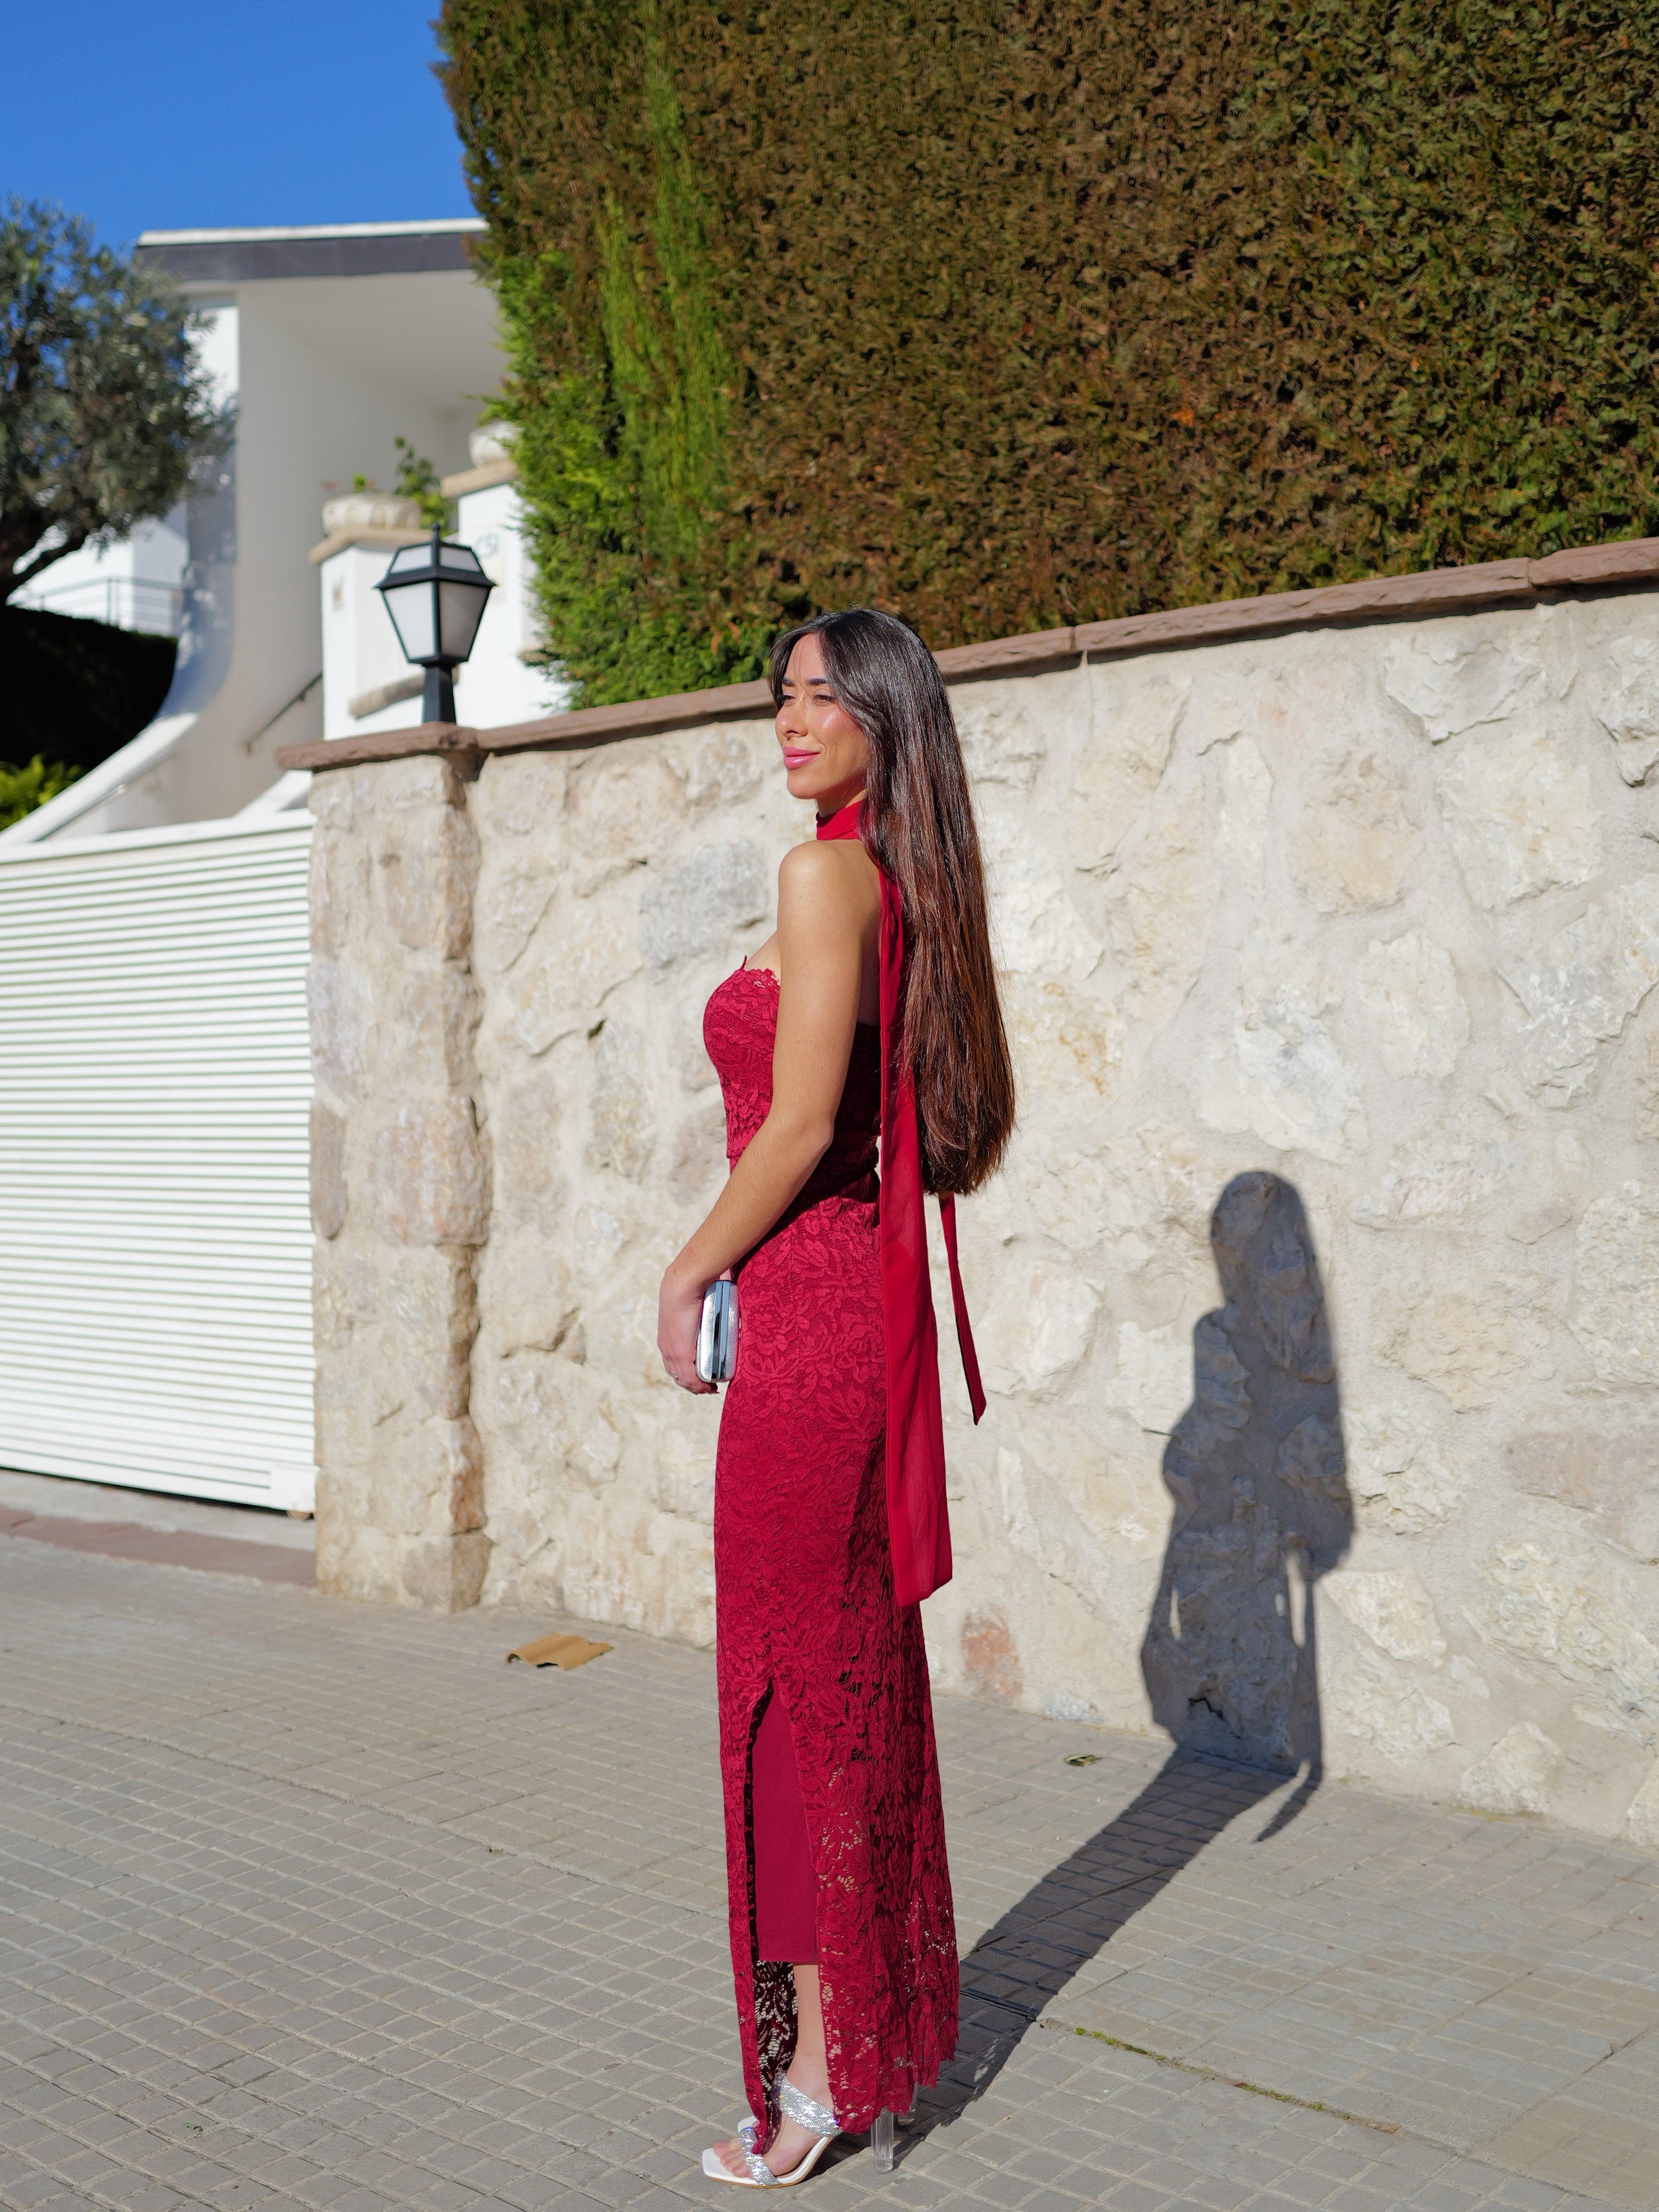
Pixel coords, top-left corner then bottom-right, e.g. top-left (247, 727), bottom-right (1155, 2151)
top-left (451, 479), bottom-right (566, 730)
top-left (6, 252), bottom-right (508, 851)
top-left (305, 585), bottom-right (1659, 1849)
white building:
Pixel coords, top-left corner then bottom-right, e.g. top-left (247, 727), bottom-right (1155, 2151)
top-left (314, 432), bottom-right (550, 742)
top-left (0, 218), bottom-right (560, 1514)
top-left (2, 217), bottom-right (555, 849)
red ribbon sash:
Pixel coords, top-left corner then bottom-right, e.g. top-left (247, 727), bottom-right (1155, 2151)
top-left (817, 799), bottom-right (985, 1608)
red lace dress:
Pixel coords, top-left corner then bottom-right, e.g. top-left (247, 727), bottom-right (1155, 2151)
top-left (704, 963), bottom-right (959, 2146)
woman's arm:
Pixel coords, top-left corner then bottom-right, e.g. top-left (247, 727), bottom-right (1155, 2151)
top-left (657, 840), bottom-right (878, 1392)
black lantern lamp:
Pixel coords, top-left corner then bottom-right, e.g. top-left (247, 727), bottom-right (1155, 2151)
top-left (375, 525), bottom-right (495, 724)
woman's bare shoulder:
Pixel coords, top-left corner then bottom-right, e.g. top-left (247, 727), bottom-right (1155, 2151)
top-left (777, 836), bottom-right (880, 908)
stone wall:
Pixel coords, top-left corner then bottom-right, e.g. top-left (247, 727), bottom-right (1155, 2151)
top-left (306, 585), bottom-right (1659, 1848)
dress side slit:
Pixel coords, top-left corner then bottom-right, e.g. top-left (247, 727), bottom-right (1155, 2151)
top-left (751, 1688), bottom-right (818, 1965)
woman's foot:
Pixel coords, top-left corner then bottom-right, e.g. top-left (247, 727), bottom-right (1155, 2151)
top-left (710, 2060), bottom-right (835, 2179)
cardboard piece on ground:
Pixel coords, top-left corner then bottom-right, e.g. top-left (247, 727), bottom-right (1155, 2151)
top-left (505, 1631), bottom-right (612, 1670)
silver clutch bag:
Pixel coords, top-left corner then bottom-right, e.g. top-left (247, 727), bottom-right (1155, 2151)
top-left (696, 1278), bottom-right (739, 1383)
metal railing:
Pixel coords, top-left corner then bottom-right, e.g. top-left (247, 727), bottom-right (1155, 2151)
top-left (15, 575), bottom-right (185, 637)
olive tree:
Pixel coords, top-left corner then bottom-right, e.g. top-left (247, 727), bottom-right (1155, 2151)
top-left (1, 200), bottom-right (229, 602)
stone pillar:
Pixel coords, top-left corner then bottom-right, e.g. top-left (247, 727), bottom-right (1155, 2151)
top-left (308, 756), bottom-right (490, 1608)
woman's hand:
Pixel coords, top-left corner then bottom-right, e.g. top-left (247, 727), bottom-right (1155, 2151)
top-left (659, 1259), bottom-right (717, 1394)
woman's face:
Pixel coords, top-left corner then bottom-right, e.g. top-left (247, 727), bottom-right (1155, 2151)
top-left (775, 632), bottom-right (871, 814)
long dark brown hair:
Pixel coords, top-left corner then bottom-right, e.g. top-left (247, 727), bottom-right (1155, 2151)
top-left (769, 608), bottom-right (1016, 1194)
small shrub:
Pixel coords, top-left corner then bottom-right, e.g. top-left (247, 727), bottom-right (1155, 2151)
top-left (0, 754), bottom-right (79, 832)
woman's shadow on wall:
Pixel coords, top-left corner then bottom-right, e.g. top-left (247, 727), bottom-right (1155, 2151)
top-left (904, 1172), bottom-right (1354, 2150)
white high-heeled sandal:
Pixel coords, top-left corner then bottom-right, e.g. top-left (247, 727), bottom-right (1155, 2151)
top-left (701, 2078), bottom-right (841, 2187)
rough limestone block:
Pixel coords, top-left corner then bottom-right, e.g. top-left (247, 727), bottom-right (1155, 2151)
top-left (375, 800), bottom-right (478, 958)
top-left (976, 1261), bottom-right (1102, 1398)
top-left (651, 1423), bottom-right (716, 1522)
top-left (1105, 1320), bottom-right (1193, 1435)
top-left (1068, 669), bottom-right (1185, 869)
top-left (1588, 634), bottom-right (1659, 786)
top-left (308, 961), bottom-right (373, 1100)
top-left (1472, 1541), bottom-right (1659, 1739)
top-left (1457, 1721), bottom-right (1564, 1815)
top-left (1325, 1569), bottom-right (1447, 1663)
top-left (502, 895), bottom-right (642, 1057)
top-left (308, 830), bottom-right (367, 958)
top-left (307, 763), bottom-right (358, 831)
top-left (1505, 876), bottom-right (1659, 1105)
top-left (1330, 1645), bottom-right (1455, 1762)
top-left (397, 1529), bottom-right (491, 1610)
top-left (1384, 626), bottom-right (1544, 741)
top-left (674, 723), bottom-right (767, 809)
top-left (473, 851), bottom-right (556, 979)
top-left (312, 1246), bottom-right (377, 1354)
top-left (470, 750), bottom-right (567, 839)
top-left (481, 1231), bottom-right (581, 1359)
top-left (309, 1101), bottom-right (347, 1239)
top-left (1347, 1410), bottom-right (1466, 1535)
top-left (1375, 1272), bottom-right (1552, 1411)
top-left (313, 1355), bottom-right (375, 1471)
top-left (1215, 738), bottom-right (1273, 882)
top-left (1437, 728), bottom-right (1601, 909)
top-left (640, 840), bottom-right (768, 967)
top-left (483, 1350), bottom-right (621, 1492)
top-left (487, 1082), bottom-right (568, 1232)
top-left (566, 750), bottom-right (683, 889)
top-left (1103, 761), bottom-right (1210, 1037)
top-left (1505, 1426), bottom-right (1659, 1564)
top-left (394, 966), bottom-right (481, 1091)
top-left (1571, 1184), bottom-right (1659, 1388)
top-left (1349, 1118), bottom-right (1525, 1227)
top-left (1353, 930), bottom-right (1469, 1080)
top-left (369, 1100), bottom-right (487, 1246)
top-left (1291, 749), bottom-right (1423, 913)
top-left (667, 1100), bottom-right (729, 1207)
top-left (585, 1020), bottom-right (657, 1182)
top-left (1200, 940), bottom-right (1366, 1163)
top-left (982, 802), bottom-right (1104, 981)
top-left (995, 1447), bottom-right (1118, 1618)
top-left (363, 1414), bottom-right (484, 1539)
top-left (1000, 975), bottom-right (1126, 1102)
top-left (955, 669), bottom-right (1071, 793)
top-left (389, 1249), bottom-right (477, 1419)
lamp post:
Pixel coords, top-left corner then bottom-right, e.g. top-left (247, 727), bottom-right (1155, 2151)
top-left (374, 524), bottom-right (495, 724)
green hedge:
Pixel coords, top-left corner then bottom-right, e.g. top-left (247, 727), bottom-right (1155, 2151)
top-left (440, 1), bottom-right (1659, 706)
top-left (1, 604), bottom-right (177, 792)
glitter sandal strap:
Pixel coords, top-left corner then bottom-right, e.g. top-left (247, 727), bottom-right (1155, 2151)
top-left (776, 2080), bottom-right (839, 2139)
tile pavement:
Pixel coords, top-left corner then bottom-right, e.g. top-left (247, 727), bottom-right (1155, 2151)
top-left (1, 1526), bottom-right (1655, 2212)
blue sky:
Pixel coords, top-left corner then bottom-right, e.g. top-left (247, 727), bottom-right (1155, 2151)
top-left (2, 1), bottom-right (473, 249)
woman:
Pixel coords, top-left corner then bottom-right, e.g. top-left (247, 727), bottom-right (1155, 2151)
top-left (656, 608), bottom-right (1016, 2186)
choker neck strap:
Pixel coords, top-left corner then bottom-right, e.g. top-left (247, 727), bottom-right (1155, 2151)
top-left (816, 798), bottom-right (864, 841)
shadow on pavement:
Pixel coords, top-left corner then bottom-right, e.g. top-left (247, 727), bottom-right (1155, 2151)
top-left (902, 1749), bottom-right (1283, 2150)
top-left (898, 1173), bottom-right (1353, 2154)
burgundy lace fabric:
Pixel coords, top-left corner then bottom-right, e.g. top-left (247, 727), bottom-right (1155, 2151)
top-left (705, 965), bottom-right (959, 2146)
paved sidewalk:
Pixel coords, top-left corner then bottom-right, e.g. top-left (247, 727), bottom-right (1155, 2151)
top-left (0, 1474), bottom-right (314, 1586)
top-left (2, 1533), bottom-right (1656, 2212)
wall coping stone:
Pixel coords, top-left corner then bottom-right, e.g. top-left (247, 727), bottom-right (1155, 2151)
top-left (275, 533), bottom-right (1659, 773)
top-left (439, 456), bottom-right (520, 497)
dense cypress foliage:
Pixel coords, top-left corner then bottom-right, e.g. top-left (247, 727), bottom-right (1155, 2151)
top-left (440, 2), bottom-right (1659, 705)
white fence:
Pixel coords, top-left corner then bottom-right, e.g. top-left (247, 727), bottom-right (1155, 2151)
top-left (0, 817), bottom-right (315, 1509)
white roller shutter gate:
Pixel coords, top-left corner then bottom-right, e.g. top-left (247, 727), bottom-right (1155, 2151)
top-left (0, 818), bottom-right (315, 1509)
